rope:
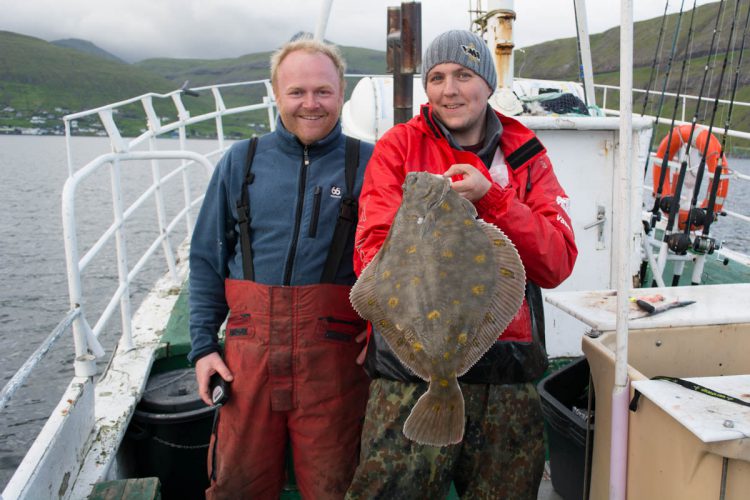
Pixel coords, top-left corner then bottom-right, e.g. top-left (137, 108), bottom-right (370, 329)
top-left (151, 435), bottom-right (210, 450)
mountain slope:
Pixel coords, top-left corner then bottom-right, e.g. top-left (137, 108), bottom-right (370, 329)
top-left (516, 1), bottom-right (748, 87)
top-left (0, 31), bottom-right (175, 113)
top-left (51, 38), bottom-right (126, 64)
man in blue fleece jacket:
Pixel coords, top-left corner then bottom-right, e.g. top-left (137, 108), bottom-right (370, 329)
top-left (188, 38), bottom-right (373, 499)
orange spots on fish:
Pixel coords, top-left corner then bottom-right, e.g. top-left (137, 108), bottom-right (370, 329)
top-left (433, 230), bottom-right (442, 238)
top-left (432, 404), bottom-right (442, 414)
top-left (457, 333), bottom-right (468, 344)
top-left (412, 342), bottom-right (424, 352)
top-left (443, 351), bottom-right (452, 360)
top-left (382, 270), bottom-right (392, 279)
top-left (472, 284), bottom-right (485, 295)
top-left (440, 201), bottom-right (451, 211)
top-left (388, 297), bottom-right (399, 308)
top-left (474, 253), bottom-right (486, 264)
top-left (439, 271), bottom-right (448, 279)
top-left (439, 379), bottom-right (449, 388)
top-left (493, 239), bottom-right (506, 247)
top-left (463, 219), bottom-right (474, 226)
top-left (411, 276), bottom-right (421, 285)
top-left (500, 268), bottom-right (515, 278)
top-left (442, 249), bottom-right (454, 258)
top-left (406, 245), bottom-right (417, 254)
top-left (452, 299), bottom-right (461, 305)
top-left (427, 310), bottom-right (441, 320)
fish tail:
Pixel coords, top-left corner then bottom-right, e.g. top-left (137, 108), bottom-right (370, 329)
top-left (403, 378), bottom-right (464, 446)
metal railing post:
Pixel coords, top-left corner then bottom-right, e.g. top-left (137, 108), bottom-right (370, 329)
top-left (110, 157), bottom-right (134, 352)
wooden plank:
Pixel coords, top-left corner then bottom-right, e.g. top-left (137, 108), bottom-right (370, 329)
top-left (88, 477), bottom-right (161, 500)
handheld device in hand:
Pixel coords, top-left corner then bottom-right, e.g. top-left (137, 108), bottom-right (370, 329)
top-left (210, 373), bottom-right (230, 406)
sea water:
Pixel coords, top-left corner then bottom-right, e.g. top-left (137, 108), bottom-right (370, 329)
top-left (0, 134), bottom-right (214, 489)
top-left (0, 134), bottom-right (749, 490)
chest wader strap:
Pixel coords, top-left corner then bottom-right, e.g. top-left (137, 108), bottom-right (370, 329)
top-left (237, 138), bottom-right (259, 281)
top-left (321, 136), bottom-right (360, 283)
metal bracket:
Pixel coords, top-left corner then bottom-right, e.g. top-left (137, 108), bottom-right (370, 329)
top-left (584, 205), bottom-right (606, 249)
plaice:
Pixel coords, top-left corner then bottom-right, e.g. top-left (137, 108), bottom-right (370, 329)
top-left (350, 171), bottom-right (526, 446)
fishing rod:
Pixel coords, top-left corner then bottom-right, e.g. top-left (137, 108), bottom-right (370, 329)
top-left (672, 0), bottom-right (742, 286)
top-left (691, 0), bottom-right (750, 284)
top-left (641, 1), bottom-right (671, 116)
top-left (643, 0), bottom-right (698, 287)
top-left (648, 0), bottom-right (698, 233)
top-left (682, 0), bottom-right (741, 236)
top-left (641, 0), bottom-right (686, 181)
top-left (654, 0), bottom-right (727, 283)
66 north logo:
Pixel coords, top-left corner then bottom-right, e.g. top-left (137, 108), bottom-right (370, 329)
top-left (330, 186), bottom-right (343, 199)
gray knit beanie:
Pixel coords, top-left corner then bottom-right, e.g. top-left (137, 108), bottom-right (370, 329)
top-left (421, 30), bottom-right (497, 91)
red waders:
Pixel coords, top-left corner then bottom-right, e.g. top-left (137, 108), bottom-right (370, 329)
top-left (206, 280), bottom-right (369, 499)
top-left (205, 136), bottom-right (369, 499)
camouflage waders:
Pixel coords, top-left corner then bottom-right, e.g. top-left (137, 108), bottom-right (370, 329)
top-left (346, 379), bottom-right (544, 500)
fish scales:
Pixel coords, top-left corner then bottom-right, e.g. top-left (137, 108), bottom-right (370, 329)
top-left (350, 171), bottom-right (526, 446)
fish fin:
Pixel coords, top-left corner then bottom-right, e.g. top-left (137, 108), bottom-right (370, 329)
top-left (457, 220), bottom-right (526, 375)
top-left (349, 253), bottom-right (383, 321)
top-left (350, 254), bottom-right (431, 380)
top-left (457, 195), bottom-right (478, 218)
top-left (403, 377), bottom-right (464, 446)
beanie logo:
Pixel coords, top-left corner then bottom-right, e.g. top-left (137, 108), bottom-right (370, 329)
top-left (461, 43), bottom-right (481, 63)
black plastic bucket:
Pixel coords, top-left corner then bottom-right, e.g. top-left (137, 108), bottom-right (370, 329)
top-left (537, 357), bottom-right (595, 500)
top-left (129, 368), bottom-right (215, 500)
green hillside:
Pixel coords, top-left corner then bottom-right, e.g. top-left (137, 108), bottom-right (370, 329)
top-left (515, 1), bottom-right (750, 152)
top-left (0, 31), bottom-right (177, 110)
top-left (0, 31), bottom-right (386, 138)
top-left (516, 1), bottom-right (748, 82)
top-left (0, 31), bottom-right (184, 135)
top-left (51, 38), bottom-right (126, 64)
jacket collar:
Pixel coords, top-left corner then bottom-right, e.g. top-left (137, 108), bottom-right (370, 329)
top-left (432, 105), bottom-right (502, 168)
top-left (415, 103), bottom-right (546, 170)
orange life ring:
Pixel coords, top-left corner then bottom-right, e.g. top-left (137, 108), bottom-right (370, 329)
top-left (652, 123), bottom-right (730, 230)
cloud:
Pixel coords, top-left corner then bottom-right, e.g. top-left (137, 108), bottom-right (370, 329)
top-left (0, 0), bottom-right (721, 62)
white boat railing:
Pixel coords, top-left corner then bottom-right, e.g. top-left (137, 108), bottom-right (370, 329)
top-left (1, 79), bottom-right (280, 411)
top-left (596, 83), bottom-right (750, 142)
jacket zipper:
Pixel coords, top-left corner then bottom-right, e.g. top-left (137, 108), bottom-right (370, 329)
top-left (283, 146), bottom-right (309, 285)
top-left (309, 186), bottom-right (322, 238)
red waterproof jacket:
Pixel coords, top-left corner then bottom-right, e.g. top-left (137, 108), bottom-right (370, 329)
top-left (355, 104), bottom-right (577, 345)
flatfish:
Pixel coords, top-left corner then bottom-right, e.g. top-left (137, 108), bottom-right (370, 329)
top-left (350, 171), bottom-right (526, 446)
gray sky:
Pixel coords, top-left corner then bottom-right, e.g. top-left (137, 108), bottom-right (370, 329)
top-left (0, 0), bottom-right (719, 62)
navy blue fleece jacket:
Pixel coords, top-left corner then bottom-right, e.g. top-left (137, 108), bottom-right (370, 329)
top-left (188, 120), bottom-right (372, 362)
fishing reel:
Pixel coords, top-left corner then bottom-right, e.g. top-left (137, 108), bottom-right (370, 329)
top-left (666, 232), bottom-right (692, 254)
top-left (659, 196), bottom-right (673, 214)
top-left (686, 208), bottom-right (707, 228)
top-left (692, 235), bottom-right (719, 255)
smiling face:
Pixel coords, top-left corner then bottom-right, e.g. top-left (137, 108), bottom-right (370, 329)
top-left (425, 62), bottom-right (493, 146)
top-left (273, 50), bottom-right (344, 145)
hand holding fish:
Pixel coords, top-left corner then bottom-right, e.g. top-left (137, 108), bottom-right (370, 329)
top-left (443, 163), bottom-right (491, 202)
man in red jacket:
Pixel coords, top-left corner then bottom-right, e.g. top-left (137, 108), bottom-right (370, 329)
top-left (346, 30), bottom-right (577, 499)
